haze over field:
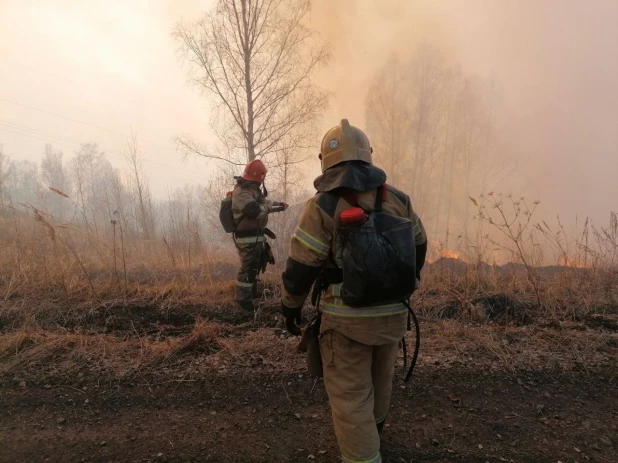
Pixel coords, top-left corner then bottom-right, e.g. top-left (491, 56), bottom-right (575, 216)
top-left (1, 6), bottom-right (618, 462)
top-left (0, 0), bottom-right (616, 230)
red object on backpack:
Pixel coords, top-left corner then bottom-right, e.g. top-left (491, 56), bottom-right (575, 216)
top-left (340, 207), bottom-right (367, 226)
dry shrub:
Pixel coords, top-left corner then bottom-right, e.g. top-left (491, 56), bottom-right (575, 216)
top-left (168, 319), bottom-right (233, 355)
top-left (0, 202), bottom-right (241, 303)
top-left (216, 328), bottom-right (302, 371)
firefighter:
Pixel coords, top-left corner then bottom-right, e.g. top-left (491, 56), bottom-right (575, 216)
top-left (232, 159), bottom-right (288, 311)
top-left (281, 120), bottom-right (427, 463)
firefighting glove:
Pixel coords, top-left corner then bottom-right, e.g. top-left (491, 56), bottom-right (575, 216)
top-left (281, 303), bottom-right (302, 336)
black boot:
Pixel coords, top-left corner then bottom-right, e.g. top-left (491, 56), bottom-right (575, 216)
top-left (236, 284), bottom-right (255, 312)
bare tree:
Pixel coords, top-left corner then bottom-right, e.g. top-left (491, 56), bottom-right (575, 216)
top-left (41, 144), bottom-right (71, 219)
top-left (123, 132), bottom-right (155, 239)
top-left (365, 45), bottom-right (446, 213)
top-left (173, 0), bottom-right (330, 166)
top-left (7, 160), bottom-right (39, 207)
top-left (433, 67), bottom-right (463, 241)
top-left (405, 43), bottom-right (446, 212)
top-left (365, 43), bottom-right (510, 242)
top-left (365, 55), bottom-right (411, 187)
top-left (70, 143), bottom-right (114, 248)
top-left (0, 145), bottom-right (10, 202)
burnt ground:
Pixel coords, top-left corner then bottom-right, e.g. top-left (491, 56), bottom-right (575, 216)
top-left (2, 367), bottom-right (617, 463)
top-left (1, 300), bottom-right (617, 463)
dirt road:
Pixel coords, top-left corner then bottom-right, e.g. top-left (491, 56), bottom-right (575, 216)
top-left (2, 365), bottom-right (616, 463)
top-left (2, 300), bottom-right (617, 462)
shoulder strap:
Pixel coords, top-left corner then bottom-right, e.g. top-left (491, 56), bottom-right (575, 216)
top-left (374, 184), bottom-right (386, 213)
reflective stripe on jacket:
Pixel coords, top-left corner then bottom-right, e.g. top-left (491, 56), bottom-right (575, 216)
top-left (231, 180), bottom-right (272, 233)
top-left (281, 164), bottom-right (427, 317)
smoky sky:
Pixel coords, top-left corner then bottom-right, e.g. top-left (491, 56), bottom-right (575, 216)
top-left (0, 0), bottom-right (616, 225)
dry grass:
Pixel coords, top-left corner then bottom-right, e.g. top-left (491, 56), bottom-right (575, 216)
top-left (419, 319), bottom-right (617, 372)
top-left (0, 322), bottom-right (300, 381)
top-left (1, 194), bottom-right (616, 324)
top-left (2, 316), bottom-right (615, 386)
top-left (167, 319), bottom-right (233, 356)
top-left (0, 193), bottom-right (617, 387)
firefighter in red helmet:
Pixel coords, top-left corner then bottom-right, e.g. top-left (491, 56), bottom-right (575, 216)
top-left (232, 159), bottom-right (288, 311)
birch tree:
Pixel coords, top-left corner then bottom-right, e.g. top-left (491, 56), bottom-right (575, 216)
top-left (123, 133), bottom-right (155, 239)
top-left (0, 145), bottom-right (10, 202)
top-left (365, 44), bottom-right (507, 241)
top-left (173, 0), bottom-right (330, 166)
top-left (41, 144), bottom-right (71, 219)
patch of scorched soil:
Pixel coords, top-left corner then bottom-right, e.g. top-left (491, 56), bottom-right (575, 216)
top-left (1, 367), bottom-right (617, 463)
top-left (0, 298), bottom-right (283, 337)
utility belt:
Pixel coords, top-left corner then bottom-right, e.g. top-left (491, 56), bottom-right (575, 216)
top-left (301, 270), bottom-right (420, 383)
top-left (233, 228), bottom-right (276, 273)
top-left (233, 227), bottom-right (276, 244)
top-left (315, 278), bottom-right (409, 318)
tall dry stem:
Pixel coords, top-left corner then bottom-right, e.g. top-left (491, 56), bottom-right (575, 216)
top-left (473, 193), bottom-right (543, 309)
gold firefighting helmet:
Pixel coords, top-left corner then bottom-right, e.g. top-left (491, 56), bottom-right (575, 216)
top-left (319, 119), bottom-right (373, 172)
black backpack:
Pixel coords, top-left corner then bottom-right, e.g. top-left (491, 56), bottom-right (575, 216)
top-left (219, 193), bottom-right (236, 233)
top-left (334, 185), bottom-right (417, 307)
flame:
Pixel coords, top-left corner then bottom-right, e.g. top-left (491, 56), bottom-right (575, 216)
top-left (427, 240), bottom-right (463, 263)
top-left (440, 249), bottom-right (460, 260)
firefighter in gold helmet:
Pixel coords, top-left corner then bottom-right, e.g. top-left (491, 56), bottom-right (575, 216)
top-left (232, 159), bottom-right (288, 311)
top-left (281, 120), bottom-right (427, 463)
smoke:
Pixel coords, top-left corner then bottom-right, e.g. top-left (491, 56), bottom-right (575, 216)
top-left (0, 0), bottom-right (615, 229)
top-left (309, 0), bottom-right (451, 129)
top-left (308, 0), bottom-right (618, 225)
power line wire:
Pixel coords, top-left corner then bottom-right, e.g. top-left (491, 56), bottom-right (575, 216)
top-left (2, 55), bottom-right (123, 98)
top-left (0, 119), bottom-right (208, 175)
top-left (0, 120), bottom-right (83, 146)
top-left (0, 95), bottom-right (219, 181)
top-left (0, 96), bottom-right (182, 155)
top-left (0, 96), bottom-right (128, 137)
top-left (2, 56), bottom-right (190, 147)
top-left (0, 125), bottom-right (210, 182)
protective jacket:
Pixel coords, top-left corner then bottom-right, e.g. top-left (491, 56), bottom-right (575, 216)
top-left (232, 177), bottom-right (275, 311)
top-left (231, 178), bottom-right (273, 243)
top-left (281, 161), bottom-right (427, 463)
top-left (281, 162), bottom-right (427, 333)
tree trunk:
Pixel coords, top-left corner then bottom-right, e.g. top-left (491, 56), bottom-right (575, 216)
top-left (241, 0), bottom-right (256, 162)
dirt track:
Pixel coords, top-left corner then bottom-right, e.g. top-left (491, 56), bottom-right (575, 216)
top-left (1, 299), bottom-right (617, 463)
top-left (2, 365), bottom-right (617, 462)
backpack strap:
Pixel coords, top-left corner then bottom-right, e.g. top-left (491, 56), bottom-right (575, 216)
top-left (374, 184), bottom-right (386, 213)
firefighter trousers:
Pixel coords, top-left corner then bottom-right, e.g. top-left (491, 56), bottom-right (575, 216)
top-left (235, 240), bottom-right (263, 311)
top-left (320, 329), bottom-right (399, 463)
